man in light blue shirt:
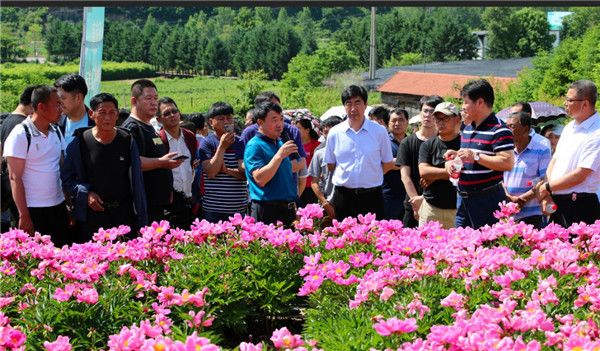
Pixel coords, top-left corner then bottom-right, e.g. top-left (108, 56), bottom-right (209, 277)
top-left (504, 111), bottom-right (551, 228)
top-left (54, 74), bottom-right (95, 145)
top-left (324, 85), bottom-right (394, 220)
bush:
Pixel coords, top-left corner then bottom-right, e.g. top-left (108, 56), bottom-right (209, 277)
top-left (0, 62), bottom-right (157, 112)
top-left (3, 204), bottom-right (600, 350)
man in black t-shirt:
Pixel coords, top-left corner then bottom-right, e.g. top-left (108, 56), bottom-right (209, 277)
top-left (121, 79), bottom-right (184, 224)
top-left (395, 95), bottom-right (442, 227)
top-left (61, 93), bottom-right (147, 241)
top-left (418, 102), bottom-right (462, 229)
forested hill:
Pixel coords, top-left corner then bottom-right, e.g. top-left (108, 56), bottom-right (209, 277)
top-left (1, 6), bottom-right (595, 82)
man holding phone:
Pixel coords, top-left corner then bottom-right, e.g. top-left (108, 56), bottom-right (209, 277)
top-left (157, 97), bottom-right (198, 228)
top-left (199, 102), bottom-right (248, 223)
top-left (121, 80), bottom-right (183, 224)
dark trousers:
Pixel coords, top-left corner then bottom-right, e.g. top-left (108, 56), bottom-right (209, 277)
top-left (299, 187), bottom-right (319, 207)
top-left (166, 191), bottom-right (193, 230)
top-left (29, 202), bottom-right (69, 247)
top-left (402, 200), bottom-right (419, 228)
top-left (250, 200), bottom-right (296, 227)
top-left (455, 184), bottom-right (507, 229)
top-left (384, 196), bottom-right (405, 221)
top-left (332, 186), bottom-right (384, 220)
top-left (551, 193), bottom-right (600, 227)
top-left (518, 215), bottom-right (543, 229)
top-left (83, 202), bottom-right (136, 242)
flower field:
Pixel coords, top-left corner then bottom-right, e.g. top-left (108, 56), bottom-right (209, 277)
top-left (2, 203), bottom-right (600, 350)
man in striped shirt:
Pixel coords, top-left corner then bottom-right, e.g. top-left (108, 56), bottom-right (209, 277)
top-left (199, 102), bottom-right (248, 223)
top-left (503, 111), bottom-right (551, 228)
top-left (445, 79), bottom-right (515, 229)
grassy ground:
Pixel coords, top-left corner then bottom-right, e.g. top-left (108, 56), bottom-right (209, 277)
top-left (101, 76), bottom-right (381, 117)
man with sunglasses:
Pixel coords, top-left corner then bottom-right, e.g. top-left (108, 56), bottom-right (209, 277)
top-left (537, 80), bottom-right (600, 226)
top-left (156, 97), bottom-right (198, 229)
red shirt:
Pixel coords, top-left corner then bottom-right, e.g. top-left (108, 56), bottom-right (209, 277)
top-left (303, 139), bottom-right (321, 185)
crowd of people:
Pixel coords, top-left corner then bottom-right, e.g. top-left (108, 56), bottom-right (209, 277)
top-left (0, 75), bottom-right (599, 246)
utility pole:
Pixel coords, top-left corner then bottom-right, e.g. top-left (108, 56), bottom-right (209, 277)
top-left (369, 7), bottom-right (376, 81)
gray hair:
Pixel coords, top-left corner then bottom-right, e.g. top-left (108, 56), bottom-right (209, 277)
top-left (570, 80), bottom-right (597, 106)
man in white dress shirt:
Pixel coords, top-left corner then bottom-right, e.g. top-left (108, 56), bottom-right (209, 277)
top-left (537, 80), bottom-right (600, 226)
top-left (324, 85), bottom-right (394, 220)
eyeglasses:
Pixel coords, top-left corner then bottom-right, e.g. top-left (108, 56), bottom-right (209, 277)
top-left (505, 123), bottom-right (521, 129)
top-left (564, 97), bottom-right (584, 104)
top-left (162, 108), bottom-right (179, 118)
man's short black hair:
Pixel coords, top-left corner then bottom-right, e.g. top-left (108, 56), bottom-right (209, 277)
top-left (368, 105), bottom-right (390, 125)
top-left (179, 120), bottom-right (197, 133)
top-left (419, 95), bottom-right (444, 110)
top-left (90, 93), bottom-right (119, 111)
top-left (390, 108), bottom-right (409, 120)
top-left (322, 116), bottom-right (343, 129)
top-left (461, 79), bottom-right (495, 108)
top-left (511, 101), bottom-right (532, 114)
top-left (254, 101), bottom-right (283, 121)
top-left (19, 85), bottom-right (39, 106)
top-left (31, 85), bottom-right (57, 112)
top-left (508, 111), bottom-right (532, 128)
top-left (254, 91), bottom-right (281, 106)
top-left (188, 113), bottom-right (206, 130)
top-left (131, 79), bottom-right (157, 99)
top-left (157, 97), bottom-right (178, 116)
top-left (54, 74), bottom-right (88, 96)
top-left (207, 102), bottom-right (234, 119)
top-left (341, 85), bottom-right (368, 105)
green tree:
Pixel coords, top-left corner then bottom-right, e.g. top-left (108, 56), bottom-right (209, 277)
top-left (44, 19), bottom-right (81, 63)
top-left (482, 7), bottom-right (519, 58)
top-left (277, 8), bottom-right (289, 23)
top-left (561, 7), bottom-right (600, 40)
top-left (429, 8), bottom-right (478, 61)
top-left (162, 26), bottom-right (179, 72)
top-left (282, 41), bottom-right (359, 105)
top-left (297, 7), bottom-right (318, 55)
top-left (149, 24), bottom-right (169, 71)
top-left (141, 15), bottom-right (160, 63)
top-left (254, 7), bottom-right (273, 25)
top-left (0, 30), bottom-right (27, 62)
top-left (512, 8), bottom-right (553, 57)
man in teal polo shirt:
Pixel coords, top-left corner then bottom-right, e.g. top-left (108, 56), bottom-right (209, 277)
top-left (244, 101), bottom-right (299, 226)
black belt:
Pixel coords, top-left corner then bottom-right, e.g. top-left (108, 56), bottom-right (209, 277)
top-left (103, 200), bottom-right (122, 210)
top-left (553, 192), bottom-right (598, 202)
top-left (458, 183), bottom-right (503, 198)
top-left (254, 200), bottom-right (297, 210)
top-left (336, 185), bottom-right (382, 195)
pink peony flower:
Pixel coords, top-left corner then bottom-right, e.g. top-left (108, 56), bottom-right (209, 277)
top-left (43, 335), bottom-right (72, 351)
top-left (270, 327), bottom-right (303, 349)
top-left (372, 317), bottom-right (418, 336)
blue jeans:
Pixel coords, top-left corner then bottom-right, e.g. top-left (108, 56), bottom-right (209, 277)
top-left (455, 185), bottom-right (507, 229)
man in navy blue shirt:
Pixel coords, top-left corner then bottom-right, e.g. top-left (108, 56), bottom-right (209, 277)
top-left (445, 79), bottom-right (514, 229)
top-left (244, 102), bottom-right (299, 226)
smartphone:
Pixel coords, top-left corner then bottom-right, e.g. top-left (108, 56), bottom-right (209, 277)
top-left (173, 155), bottom-right (189, 161)
top-left (224, 125), bottom-right (234, 133)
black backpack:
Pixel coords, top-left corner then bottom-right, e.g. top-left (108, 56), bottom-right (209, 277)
top-left (1, 123), bottom-right (63, 210)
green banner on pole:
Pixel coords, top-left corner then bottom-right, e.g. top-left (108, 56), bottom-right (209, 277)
top-left (79, 7), bottom-right (105, 106)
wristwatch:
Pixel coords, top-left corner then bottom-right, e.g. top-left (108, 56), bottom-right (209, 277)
top-left (474, 152), bottom-right (480, 162)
